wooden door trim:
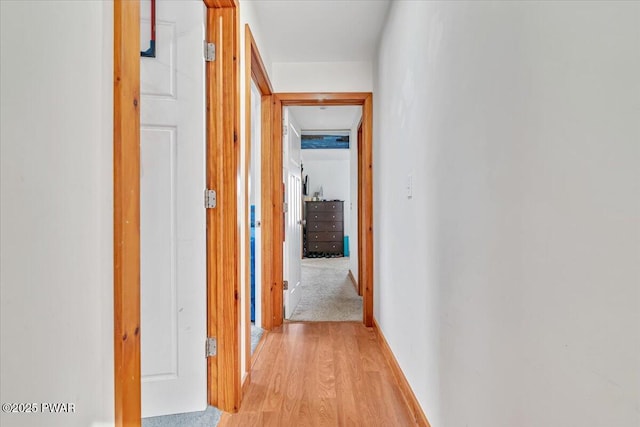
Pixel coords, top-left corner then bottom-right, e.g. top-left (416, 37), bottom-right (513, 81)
top-left (357, 120), bottom-right (364, 297)
top-left (113, 1), bottom-right (241, 424)
top-left (270, 96), bottom-right (284, 327)
top-left (206, 3), bottom-right (241, 413)
top-left (204, 0), bottom-right (238, 8)
top-left (361, 95), bottom-right (374, 326)
top-left (243, 24), bottom-right (273, 380)
top-left (270, 93), bottom-right (374, 327)
top-left (274, 92), bottom-right (371, 105)
top-left (113, 1), bottom-right (141, 425)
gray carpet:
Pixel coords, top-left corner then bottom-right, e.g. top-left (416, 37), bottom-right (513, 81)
top-left (251, 324), bottom-right (264, 355)
top-left (142, 405), bottom-right (221, 427)
top-left (289, 257), bottom-right (362, 321)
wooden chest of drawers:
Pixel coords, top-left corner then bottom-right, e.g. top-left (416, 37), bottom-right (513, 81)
top-left (305, 201), bottom-right (344, 256)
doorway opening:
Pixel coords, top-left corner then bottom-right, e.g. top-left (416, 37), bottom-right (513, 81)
top-left (265, 93), bottom-right (374, 329)
top-left (242, 24), bottom-right (274, 379)
top-left (248, 79), bottom-right (264, 354)
top-left (282, 106), bottom-right (363, 322)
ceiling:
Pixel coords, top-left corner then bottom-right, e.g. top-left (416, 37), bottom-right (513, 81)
top-left (289, 106), bottom-right (361, 131)
top-left (251, 0), bottom-right (391, 63)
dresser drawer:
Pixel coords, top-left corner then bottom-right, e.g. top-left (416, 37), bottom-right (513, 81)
top-left (306, 241), bottom-right (343, 253)
top-left (307, 211), bottom-right (343, 222)
top-left (306, 201), bottom-right (343, 212)
top-left (307, 221), bottom-right (343, 232)
top-left (306, 231), bottom-right (343, 242)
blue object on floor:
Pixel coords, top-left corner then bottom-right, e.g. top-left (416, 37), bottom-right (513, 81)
top-left (250, 205), bottom-right (255, 322)
top-left (343, 235), bottom-right (349, 257)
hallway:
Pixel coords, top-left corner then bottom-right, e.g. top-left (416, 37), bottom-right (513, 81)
top-left (220, 322), bottom-right (414, 426)
top-left (2, 1), bottom-right (638, 426)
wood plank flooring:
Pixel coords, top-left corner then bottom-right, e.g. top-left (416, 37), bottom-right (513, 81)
top-left (220, 322), bottom-right (415, 427)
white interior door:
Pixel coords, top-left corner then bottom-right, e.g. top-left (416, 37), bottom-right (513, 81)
top-left (140, 0), bottom-right (207, 418)
top-left (283, 108), bottom-right (303, 319)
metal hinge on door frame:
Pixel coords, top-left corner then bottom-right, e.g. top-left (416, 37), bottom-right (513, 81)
top-left (283, 280), bottom-right (289, 290)
top-left (204, 41), bottom-right (215, 62)
top-left (205, 189), bottom-right (217, 209)
top-left (206, 337), bottom-right (217, 357)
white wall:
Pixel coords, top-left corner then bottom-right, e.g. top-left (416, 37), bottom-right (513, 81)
top-left (374, 1), bottom-right (640, 426)
top-left (302, 149), bottom-right (350, 238)
top-left (0, 2), bottom-right (114, 426)
top-left (302, 149), bottom-right (351, 201)
top-left (272, 61), bottom-right (372, 92)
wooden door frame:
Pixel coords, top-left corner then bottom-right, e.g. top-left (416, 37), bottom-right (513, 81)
top-left (113, 2), bottom-right (141, 424)
top-left (269, 93), bottom-right (374, 327)
top-left (357, 120), bottom-right (364, 297)
top-left (205, 0), bottom-right (241, 414)
top-left (243, 24), bottom-right (273, 378)
top-left (113, 0), bottom-right (241, 425)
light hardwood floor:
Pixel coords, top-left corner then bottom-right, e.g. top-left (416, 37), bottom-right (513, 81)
top-left (220, 322), bottom-right (416, 427)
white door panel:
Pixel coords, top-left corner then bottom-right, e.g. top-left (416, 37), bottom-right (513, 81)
top-left (283, 108), bottom-right (303, 319)
top-left (140, 0), bottom-right (207, 418)
top-left (140, 126), bottom-right (178, 380)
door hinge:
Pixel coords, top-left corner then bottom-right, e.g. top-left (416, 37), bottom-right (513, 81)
top-left (204, 41), bottom-right (216, 62)
top-left (205, 189), bottom-right (217, 209)
top-left (283, 280), bottom-right (289, 290)
top-left (283, 202), bottom-right (288, 213)
top-left (206, 337), bottom-right (217, 357)
top-left (283, 125), bottom-right (288, 136)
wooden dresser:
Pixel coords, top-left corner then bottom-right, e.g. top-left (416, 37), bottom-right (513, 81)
top-left (304, 201), bottom-right (344, 256)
